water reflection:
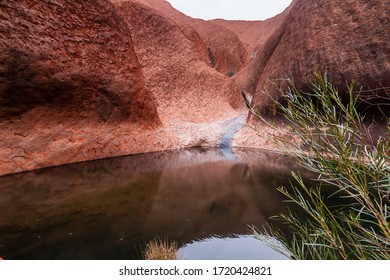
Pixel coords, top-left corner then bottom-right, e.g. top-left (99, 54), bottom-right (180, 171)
top-left (0, 148), bottom-right (306, 260)
top-left (179, 235), bottom-right (288, 260)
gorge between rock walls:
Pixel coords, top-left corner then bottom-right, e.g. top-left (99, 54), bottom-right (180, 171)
top-left (0, 0), bottom-right (389, 176)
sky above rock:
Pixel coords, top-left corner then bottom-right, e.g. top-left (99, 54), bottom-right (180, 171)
top-left (167, 0), bottom-right (293, 20)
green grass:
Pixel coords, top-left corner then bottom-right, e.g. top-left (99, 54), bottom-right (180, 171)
top-left (251, 72), bottom-right (389, 260)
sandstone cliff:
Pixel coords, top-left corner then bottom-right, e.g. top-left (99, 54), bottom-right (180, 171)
top-left (0, 0), bottom-right (159, 124)
top-left (0, 0), bottom-right (162, 175)
top-left (0, 0), bottom-right (244, 176)
top-left (210, 8), bottom-right (290, 58)
top-left (113, 1), bottom-right (242, 120)
top-left (231, 3), bottom-right (296, 96)
top-left (129, 0), bottom-right (248, 75)
top-left (247, 0), bottom-right (390, 120)
top-left (2, 0), bottom-right (387, 176)
top-left (190, 20), bottom-right (249, 75)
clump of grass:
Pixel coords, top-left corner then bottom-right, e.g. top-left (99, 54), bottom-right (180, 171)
top-left (251, 72), bottom-right (390, 260)
top-left (143, 238), bottom-right (178, 260)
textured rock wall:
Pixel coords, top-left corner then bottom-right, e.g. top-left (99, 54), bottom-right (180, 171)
top-left (248, 0), bottom-right (390, 120)
top-left (210, 9), bottom-right (290, 57)
top-left (190, 20), bottom-right (249, 75)
top-left (0, 0), bottom-right (161, 175)
top-left (129, 0), bottom-right (248, 75)
top-left (180, 25), bottom-right (210, 66)
top-left (0, 0), bottom-right (245, 176)
top-left (231, 3), bottom-right (295, 96)
top-left (114, 1), bottom-right (242, 116)
top-left (0, 0), bottom-right (159, 124)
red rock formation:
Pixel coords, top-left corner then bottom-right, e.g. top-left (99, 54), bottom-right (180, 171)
top-left (6, 0), bottom-right (387, 176)
top-left (0, 0), bottom-right (161, 175)
top-left (0, 0), bottom-right (159, 124)
top-left (248, 0), bottom-right (390, 120)
top-left (190, 20), bottom-right (249, 75)
top-left (0, 0), bottom-right (244, 176)
top-left (231, 4), bottom-right (296, 96)
top-left (113, 1), bottom-right (242, 117)
top-left (129, 0), bottom-right (248, 75)
top-left (210, 9), bottom-right (290, 58)
top-left (180, 25), bottom-right (210, 66)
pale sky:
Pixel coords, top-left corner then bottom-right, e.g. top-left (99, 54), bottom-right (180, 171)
top-left (167, 0), bottom-right (293, 21)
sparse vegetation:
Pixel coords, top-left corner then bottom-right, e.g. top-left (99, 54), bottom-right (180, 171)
top-left (207, 47), bottom-right (216, 68)
top-left (226, 70), bottom-right (235, 78)
top-left (251, 72), bottom-right (390, 259)
top-left (143, 238), bottom-right (178, 260)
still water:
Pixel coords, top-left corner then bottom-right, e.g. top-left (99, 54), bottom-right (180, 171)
top-left (0, 147), bottom-right (309, 260)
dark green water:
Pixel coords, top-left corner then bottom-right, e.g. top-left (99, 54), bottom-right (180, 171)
top-left (0, 147), bottom-right (310, 260)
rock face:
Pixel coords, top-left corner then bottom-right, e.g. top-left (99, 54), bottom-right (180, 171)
top-left (0, 0), bottom-right (161, 175)
top-left (113, 1), bottom-right (242, 119)
top-left (248, 0), bottom-right (390, 120)
top-left (189, 20), bottom-right (249, 75)
top-left (3, 0), bottom-right (387, 176)
top-left (210, 10), bottom-right (289, 58)
top-left (130, 0), bottom-right (248, 75)
top-left (232, 3), bottom-right (296, 96)
top-left (0, 0), bottom-right (159, 124)
top-left (0, 0), bottom-right (244, 176)
top-left (179, 25), bottom-right (210, 66)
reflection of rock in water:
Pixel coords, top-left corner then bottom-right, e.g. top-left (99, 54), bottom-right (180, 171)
top-left (0, 148), bottom-right (304, 260)
top-left (144, 160), bottom-right (278, 238)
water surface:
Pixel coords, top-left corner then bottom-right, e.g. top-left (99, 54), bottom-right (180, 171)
top-left (0, 147), bottom-right (308, 260)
